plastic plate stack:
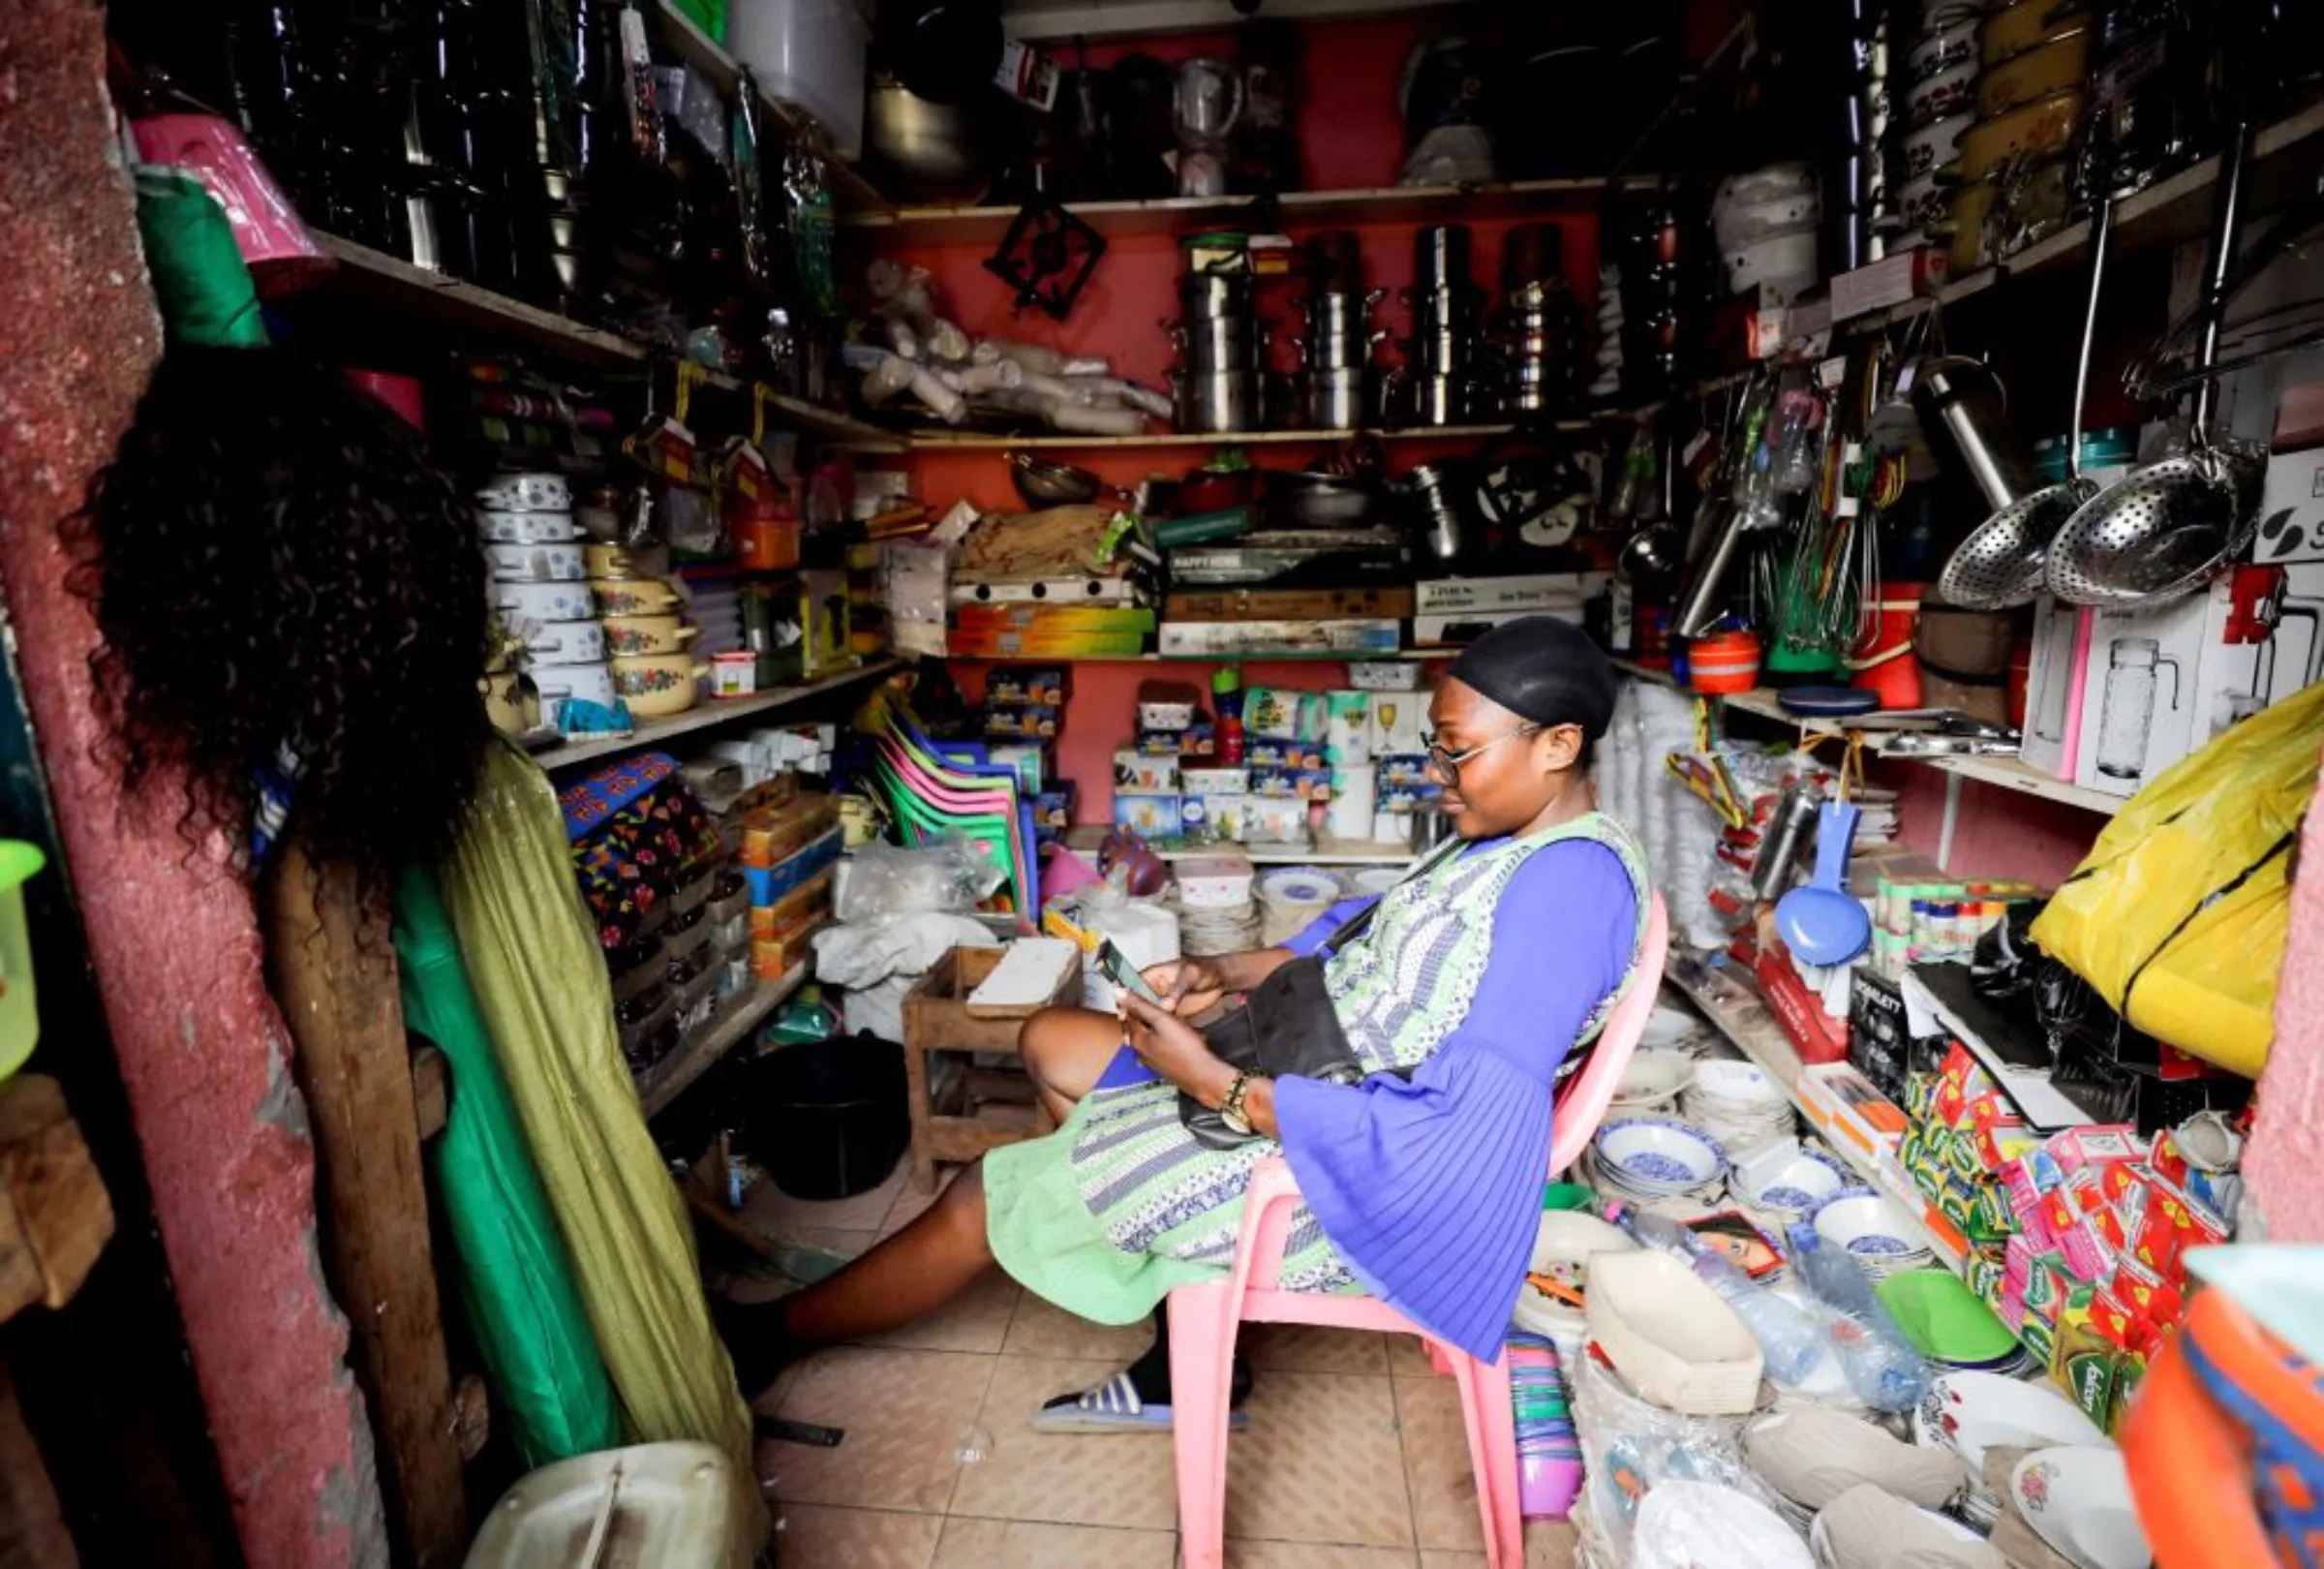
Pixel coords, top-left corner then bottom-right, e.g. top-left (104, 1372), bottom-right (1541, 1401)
top-left (1609, 1050), bottom-right (1697, 1117)
top-left (1911, 1369), bottom-right (2111, 1531)
top-left (1682, 1058), bottom-right (1796, 1156)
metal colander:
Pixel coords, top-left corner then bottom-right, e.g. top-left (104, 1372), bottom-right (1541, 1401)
top-left (2043, 442), bottom-right (2267, 605)
top-left (1937, 478), bottom-right (2096, 609)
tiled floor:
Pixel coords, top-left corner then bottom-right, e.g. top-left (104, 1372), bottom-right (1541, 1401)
top-left (734, 1158), bottom-right (1580, 1569)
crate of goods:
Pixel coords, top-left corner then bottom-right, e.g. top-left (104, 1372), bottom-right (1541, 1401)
top-left (1163, 585), bottom-right (1416, 621)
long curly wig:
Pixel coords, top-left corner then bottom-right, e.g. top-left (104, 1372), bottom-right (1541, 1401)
top-left (72, 345), bottom-right (495, 889)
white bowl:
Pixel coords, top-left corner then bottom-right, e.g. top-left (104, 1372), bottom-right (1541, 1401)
top-left (1689, 1059), bottom-right (1789, 1108)
top-left (491, 579), bottom-right (596, 623)
top-left (476, 472), bottom-right (571, 512)
top-left (477, 508), bottom-right (582, 544)
top-left (1596, 1117), bottom-right (1728, 1193)
top-left (2011, 1445), bottom-right (2148, 1569)
top-left (1513, 1210), bottom-right (1637, 1338)
top-left (1812, 1191), bottom-right (1926, 1264)
top-left (1912, 1370), bottom-right (2110, 1487)
top-left (1615, 1051), bottom-right (1697, 1107)
top-left (487, 541), bottom-right (587, 582)
top-left (1734, 1141), bottom-right (1851, 1215)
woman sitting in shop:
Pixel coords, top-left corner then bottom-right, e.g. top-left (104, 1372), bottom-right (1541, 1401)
top-left (719, 616), bottom-right (1649, 1429)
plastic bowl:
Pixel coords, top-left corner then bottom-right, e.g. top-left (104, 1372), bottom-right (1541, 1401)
top-left (1813, 1191), bottom-right (1929, 1265)
top-left (1596, 1117), bottom-right (1728, 1193)
top-left (1733, 1140), bottom-right (1850, 1215)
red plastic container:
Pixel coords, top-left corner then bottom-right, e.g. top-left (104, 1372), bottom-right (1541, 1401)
top-left (1688, 631), bottom-right (1762, 694)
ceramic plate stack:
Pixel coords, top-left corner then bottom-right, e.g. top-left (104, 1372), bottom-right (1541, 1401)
top-left (1911, 1370), bottom-right (2111, 1531)
top-left (1729, 1138), bottom-right (1853, 1228)
top-left (1810, 1190), bottom-right (1935, 1281)
top-left (1610, 1050), bottom-right (1697, 1117)
top-left (2009, 1446), bottom-right (2151, 1569)
top-left (1683, 1059), bottom-right (1797, 1156)
top-left (1588, 1117), bottom-right (1730, 1207)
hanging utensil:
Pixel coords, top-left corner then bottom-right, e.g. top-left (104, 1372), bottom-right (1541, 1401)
top-left (1775, 800), bottom-right (1872, 966)
top-left (2045, 117), bottom-right (2270, 607)
top-left (1936, 194), bottom-right (2117, 609)
top-left (1911, 356), bottom-right (2043, 513)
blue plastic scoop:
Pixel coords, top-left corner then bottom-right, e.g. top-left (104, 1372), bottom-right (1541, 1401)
top-left (1775, 801), bottom-right (1871, 966)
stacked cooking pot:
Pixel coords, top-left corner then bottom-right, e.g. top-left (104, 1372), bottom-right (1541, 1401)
top-left (1167, 271), bottom-right (1263, 435)
top-left (1496, 223), bottom-right (1584, 415)
top-left (1290, 286), bottom-right (1389, 429)
top-left (1400, 226), bottom-right (1482, 427)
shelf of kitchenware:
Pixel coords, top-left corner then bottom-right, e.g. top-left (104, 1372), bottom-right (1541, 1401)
top-left (635, 961), bottom-right (809, 1117)
top-left (1062, 822), bottom-right (1415, 866)
top-left (1667, 953), bottom-right (2087, 1403)
top-left (948, 647), bottom-right (1453, 664)
top-left (846, 421), bottom-right (1578, 454)
top-left (543, 656), bottom-right (907, 773)
top-left (648, 0), bottom-right (889, 214)
top-left (1666, 954), bottom-right (1976, 1279)
top-left (1609, 660), bottom-right (2124, 818)
top-left (312, 234), bottom-right (909, 451)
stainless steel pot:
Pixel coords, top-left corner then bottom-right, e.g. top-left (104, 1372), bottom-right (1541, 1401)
top-left (1402, 462), bottom-right (1473, 563)
top-left (1179, 272), bottom-right (1255, 315)
top-left (1273, 469), bottom-right (1377, 526)
top-left (1404, 373), bottom-right (1472, 427)
top-left (1161, 314), bottom-right (1260, 370)
top-left (1292, 330), bottom-right (1386, 372)
top-left (1170, 368), bottom-right (1260, 434)
top-left (1295, 290), bottom-right (1387, 334)
top-left (1403, 284), bottom-right (1483, 325)
top-left (1299, 367), bottom-right (1370, 428)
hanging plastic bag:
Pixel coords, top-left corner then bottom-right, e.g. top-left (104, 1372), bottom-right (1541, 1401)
top-left (2030, 679), bottom-right (2324, 1076)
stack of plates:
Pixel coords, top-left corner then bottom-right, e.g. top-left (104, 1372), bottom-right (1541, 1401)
top-left (1911, 1370), bottom-right (2111, 1530)
top-left (1683, 1059), bottom-right (1797, 1155)
top-left (1590, 1117), bottom-right (1730, 1205)
top-left (1611, 1050), bottom-right (1697, 1116)
top-left (1729, 1138), bottom-right (1853, 1225)
top-left (1811, 1190), bottom-right (1935, 1280)
top-left (1876, 1267), bottom-right (2030, 1375)
top-left (2008, 1446), bottom-right (2151, 1569)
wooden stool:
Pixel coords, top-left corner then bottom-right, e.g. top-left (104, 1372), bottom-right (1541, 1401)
top-left (900, 946), bottom-right (1081, 1191)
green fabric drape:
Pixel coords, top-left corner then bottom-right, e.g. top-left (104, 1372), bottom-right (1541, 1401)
top-left (436, 742), bottom-right (759, 1515)
top-left (132, 168), bottom-right (268, 349)
top-left (392, 865), bottom-right (622, 1466)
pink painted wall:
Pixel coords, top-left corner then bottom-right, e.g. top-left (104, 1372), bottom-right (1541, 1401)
top-left (1885, 765), bottom-right (2102, 890)
top-left (0, 7), bottom-right (389, 1563)
top-left (2244, 764), bottom-right (2324, 1239)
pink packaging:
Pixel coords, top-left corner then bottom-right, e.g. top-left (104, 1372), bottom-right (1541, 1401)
top-left (2059, 1215), bottom-right (2119, 1279)
top-left (2004, 1231), bottom-right (2044, 1290)
top-left (2048, 1124), bottom-right (2145, 1174)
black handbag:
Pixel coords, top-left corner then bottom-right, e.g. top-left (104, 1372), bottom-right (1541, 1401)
top-left (1174, 841), bottom-right (1460, 1150)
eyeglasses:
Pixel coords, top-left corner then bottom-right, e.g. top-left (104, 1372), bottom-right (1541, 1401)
top-left (1424, 724), bottom-right (1541, 784)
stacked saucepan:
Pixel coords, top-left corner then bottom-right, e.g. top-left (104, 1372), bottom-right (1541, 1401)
top-left (1497, 223), bottom-right (1585, 415)
top-left (1288, 283), bottom-right (1389, 429)
top-left (479, 471), bottom-right (612, 731)
top-left (1165, 270), bottom-right (1263, 434)
top-left (1401, 225), bottom-right (1483, 426)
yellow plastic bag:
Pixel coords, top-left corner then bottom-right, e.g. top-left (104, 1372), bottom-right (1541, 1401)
top-left (2029, 680), bottom-right (2324, 1076)
top-left (438, 742), bottom-right (763, 1540)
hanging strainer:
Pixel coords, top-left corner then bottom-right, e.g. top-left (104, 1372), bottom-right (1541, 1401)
top-left (1938, 200), bottom-right (2118, 610)
top-left (2046, 121), bottom-right (2271, 608)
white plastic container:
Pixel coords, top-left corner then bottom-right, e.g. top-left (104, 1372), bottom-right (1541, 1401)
top-left (729, 0), bottom-right (872, 160)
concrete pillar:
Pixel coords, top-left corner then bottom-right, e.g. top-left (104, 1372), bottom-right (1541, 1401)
top-left (0, 6), bottom-right (391, 1566)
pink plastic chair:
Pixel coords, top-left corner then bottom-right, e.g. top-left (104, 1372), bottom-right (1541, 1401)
top-left (1169, 893), bottom-right (1669, 1569)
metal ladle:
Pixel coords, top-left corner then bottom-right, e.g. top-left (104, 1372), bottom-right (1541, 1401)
top-left (1936, 196), bottom-right (2117, 609)
top-left (2045, 119), bottom-right (2271, 608)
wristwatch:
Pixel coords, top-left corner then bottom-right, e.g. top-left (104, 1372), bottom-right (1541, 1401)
top-left (1219, 1068), bottom-right (1266, 1136)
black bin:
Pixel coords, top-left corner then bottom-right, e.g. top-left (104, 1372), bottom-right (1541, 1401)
top-left (736, 1034), bottom-right (909, 1202)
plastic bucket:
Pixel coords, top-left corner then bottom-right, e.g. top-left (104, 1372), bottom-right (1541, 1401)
top-left (0, 844), bottom-right (45, 1080)
top-left (738, 1033), bottom-right (907, 1201)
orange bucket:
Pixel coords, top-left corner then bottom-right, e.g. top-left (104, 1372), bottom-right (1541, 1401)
top-left (1851, 583), bottom-right (1926, 710)
top-left (1689, 631), bottom-right (1762, 694)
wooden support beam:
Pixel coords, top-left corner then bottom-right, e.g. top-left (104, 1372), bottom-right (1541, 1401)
top-left (265, 847), bottom-right (468, 1567)
top-left (0, 1357), bottom-right (76, 1569)
top-left (0, 1076), bottom-right (110, 1320)
top-left (411, 1048), bottom-right (448, 1142)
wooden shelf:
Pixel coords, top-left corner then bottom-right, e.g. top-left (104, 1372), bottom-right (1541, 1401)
top-left (953, 648), bottom-right (1450, 663)
top-left (1611, 661), bottom-right (2124, 817)
top-left (838, 421), bottom-right (1577, 455)
top-left (312, 235), bottom-right (904, 447)
top-left (843, 176), bottom-right (1619, 247)
top-left (636, 965), bottom-right (809, 1117)
top-left (540, 657), bottom-right (906, 772)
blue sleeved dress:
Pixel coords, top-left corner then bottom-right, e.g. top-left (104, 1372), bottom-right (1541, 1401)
top-left (983, 812), bottom-right (1646, 1362)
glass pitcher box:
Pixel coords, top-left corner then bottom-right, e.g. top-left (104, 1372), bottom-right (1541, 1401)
top-left (2069, 591), bottom-right (2213, 799)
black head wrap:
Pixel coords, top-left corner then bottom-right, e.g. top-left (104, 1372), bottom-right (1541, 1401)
top-left (1445, 616), bottom-right (1617, 740)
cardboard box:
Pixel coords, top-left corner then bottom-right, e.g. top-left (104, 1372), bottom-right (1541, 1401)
top-left (1412, 608), bottom-right (1583, 646)
top-left (2192, 564), bottom-right (2324, 748)
top-left (1165, 585), bottom-right (1415, 621)
top-left (1414, 572), bottom-right (1607, 617)
top-left (1113, 793), bottom-right (1182, 837)
top-left (1243, 796), bottom-right (1310, 843)
top-left (1156, 620), bottom-right (1401, 657)
top-left (1366, 693), bottom-right (1426, 756)
top-left (745, 827), bottom-right (842, 907)
top-left (2254, 443), bottom-right (2324, 564)
top-left (2071, 592), bottom-right (2213, 798)
top-left (1114, 751), bottom-right (1180, 792)
top-left (1179, 791), bottom-right (1248, 840)
top-left (2021, 596), bottom-right (2093, 781)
